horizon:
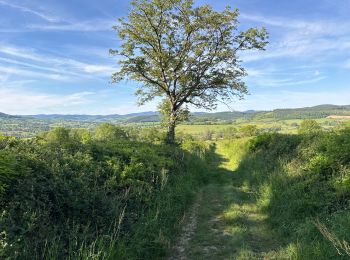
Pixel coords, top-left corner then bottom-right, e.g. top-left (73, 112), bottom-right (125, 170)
top-left (1, 0), bottom-right (350, 114)
top-left (2, 103), bottom-right (350, 116)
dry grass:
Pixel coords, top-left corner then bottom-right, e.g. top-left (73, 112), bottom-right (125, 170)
top-left (314, 219), bottom-right (350, 257)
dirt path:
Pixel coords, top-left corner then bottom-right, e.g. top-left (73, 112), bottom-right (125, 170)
top-left (168, 190), bottom-right (202, 260)
top-left (169, 143), bottom-right (282, 259)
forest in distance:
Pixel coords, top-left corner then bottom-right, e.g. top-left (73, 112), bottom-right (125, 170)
top-left (1, 104), bottom-right (350, 138)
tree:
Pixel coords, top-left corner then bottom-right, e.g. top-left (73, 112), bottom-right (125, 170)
top-left (94, 123), bottom-right (128, 141)
top-left (298, 119), bottom-right (322, 135)
top-left (157, 99), bottom-right (189, 128)
top-left (111, 0), bottom-right (268, 143)
top-left (239, 124), bottom-right (259, 137)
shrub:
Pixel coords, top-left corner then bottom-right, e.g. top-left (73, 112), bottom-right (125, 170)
top-left (93, 123), bottom-right (128, 141)
top-left (298, 119), bottom-right (322, 135)
top-left (239, 124), bottom-right (259, 137)
top-left (0, 128), bottom-right (209, 259)
top-left (232, 129), bottom-right (350, 259)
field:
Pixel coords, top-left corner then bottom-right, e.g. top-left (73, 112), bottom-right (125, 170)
top-left (1, 104), bottom-right (350, 138)
top-left (177, 117), bottom-right (349, 139)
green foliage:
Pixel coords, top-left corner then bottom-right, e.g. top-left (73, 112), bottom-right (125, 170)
top-left (69, 128), bottom-right (91, 144)
top-left (239, 124), bottom-right (259, 137)
top-left (181, 140), bottom-right (212, 160)
top-left (112, 0), bottom-right (267, 142)
top-left (0, 127), bottom-right (209, 259)
top-left (158, 99), bottom-right (189, 127)
top-left (2, 104), bottom-right (350, 138)
top-left (227, 129), bottom-right (350, 259)
top-left (93, 123), bottom-right (128, 141)
top-left (136, 126), bottom-right (166, 143)
top-left (298, 119), bottom-right (322, 134)
top-left (222, 126), bottom-right (237, 139)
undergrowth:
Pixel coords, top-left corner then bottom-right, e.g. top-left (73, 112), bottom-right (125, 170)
top-left (223, 128), bottom-right (350, 259)
top-left (0, 127), bottom-right (211, 259)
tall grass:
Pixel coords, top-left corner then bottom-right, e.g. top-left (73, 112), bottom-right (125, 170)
top-left (0, 129), bottom-right (210, 259)
top-left (223, 129), bottom-right (350, 259)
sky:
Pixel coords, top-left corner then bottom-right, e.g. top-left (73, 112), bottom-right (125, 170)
top-left (0, 0), bottom-right (350, 115)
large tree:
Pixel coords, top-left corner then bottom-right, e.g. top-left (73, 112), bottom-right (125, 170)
top-left (111, 0), bottom-right (268, 143)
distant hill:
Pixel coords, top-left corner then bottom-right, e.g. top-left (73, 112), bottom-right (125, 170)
top-left (265, 105), bottom-right (350, 120)
top-left (2, 105), bottom-right (350, 124)
top-left (26, 111), bottom-right (158, 122)
top-left (0, 112), bottom-right (19, 119)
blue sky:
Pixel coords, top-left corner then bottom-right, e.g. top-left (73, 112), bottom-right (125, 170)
top-left (0, 0), bottom-right (349, 115)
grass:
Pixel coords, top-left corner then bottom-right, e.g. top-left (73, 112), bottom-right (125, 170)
top-left (0, 130), bottom-right (212, 260)
top-left (169, 139), bottom-right (294, 259)
top-left (177, 118), bottom-right (350, 138)
top-left (169, 130), bottom-right (350, 259)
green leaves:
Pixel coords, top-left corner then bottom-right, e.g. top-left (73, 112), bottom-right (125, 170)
top-left (111, 0), bottom-right (268, 142)
top-left (0, 127), bottom-right (195, 258)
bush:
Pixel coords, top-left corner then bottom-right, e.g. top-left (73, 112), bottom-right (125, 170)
top-left (239, 124), bottom-right (259, 137)
top-left (0, 127), bottom-right (209, 259)
top-left (298, 119), bottom-right (322, 135)
top-left (230, 128), bottom-right (350, 259)
top-left (93, 123), bottom-right (128, 141)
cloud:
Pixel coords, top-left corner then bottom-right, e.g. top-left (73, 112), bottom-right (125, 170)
top-left (241, 13), bottom-right (350, 36)
top-left (0, 0), bottom-right (60, 22)
top-left (0, 1), bottom-right (113, 32)
top-left (0, 45), bottom-right (44, 62)
top-left (250, 76), bottom-right (326, 87)
top-left (239, 13), bottom-right (350, 63)
top-left (27, 19), bottom-right (115, 32)
top-left (245, 67), bottom-right (326, 87)
top-left (0, 44), bottom-right (118, 81)
top-left (83, 64), bottom-right (117, 74)
top-left (241, 35), bottom-right (350, 63)
top-left (0, 86), bottom-right (95, 114)
top-left (0, 66), bottom-right (70, 81)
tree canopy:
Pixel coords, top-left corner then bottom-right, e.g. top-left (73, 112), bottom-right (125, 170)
top-left (111, 0), bottom-right (268, 143)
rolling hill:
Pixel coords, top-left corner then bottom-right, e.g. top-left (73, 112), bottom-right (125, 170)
top-left (3, 104), bottom-right (350, 123)
top-left (1, 104), bottom-right (350, 138)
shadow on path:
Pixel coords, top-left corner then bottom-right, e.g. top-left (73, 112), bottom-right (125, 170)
top-left (170, 142), bottom-right (284, 259)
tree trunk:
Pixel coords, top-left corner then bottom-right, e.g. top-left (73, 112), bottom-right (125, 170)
top-left (166, 114), bottom-right (176, 144)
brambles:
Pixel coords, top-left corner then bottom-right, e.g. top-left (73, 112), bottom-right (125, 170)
top-left (0, 127), bottom-right (210, 259)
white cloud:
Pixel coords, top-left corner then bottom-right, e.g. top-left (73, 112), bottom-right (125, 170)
top-left (0, 1), bottom-right (114, 32)
top-left (245, 67), bottom-right (326, 87)
top-left (83, 64), bottom-right (116, 74)
top-left (0, 66), bottom-right (71, 81)
top-left (0, 0), bottom-right (60, 22)
top-left (0, 86), bottom-right (95, 114)
top-left (27, 19), bottom-right (115, 32)
top-left (241, 13), bottom-right (350, 36)
top-left (0, 45), bottom-right (44, 62)
top-left (0, 44), bottom-right (118, 81)
top-left (240, 13), bottom-right (350, 63)
top-left (250, 76), bottom-right (326, 87)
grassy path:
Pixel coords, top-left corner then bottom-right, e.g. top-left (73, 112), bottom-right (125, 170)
top-left (169, 141), bottom-right (283, 259)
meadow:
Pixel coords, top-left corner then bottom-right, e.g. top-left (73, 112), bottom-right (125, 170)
top-left (177, 117), bottom-right (348, 139)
